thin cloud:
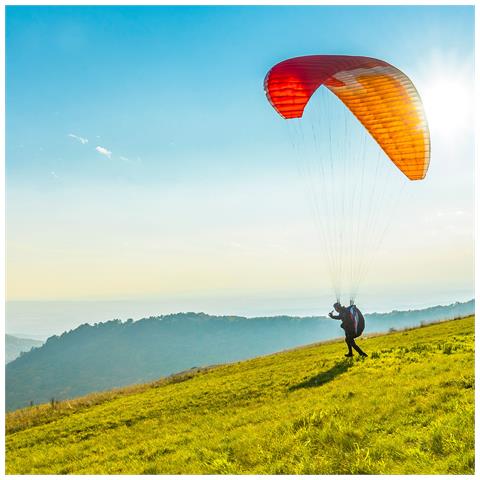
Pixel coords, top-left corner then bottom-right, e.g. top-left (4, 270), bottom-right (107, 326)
top-left (50, 171), bottom-right (59, 179)
top-left (68, 133), bottom-right (88, 145)
top-left (96, 146), bottom-right (112, 159)
top-left (435, 209), bottom-right (470, 219)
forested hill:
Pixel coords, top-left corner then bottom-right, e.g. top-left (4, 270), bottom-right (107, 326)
top-left (366, 300), bottom-right (474, 325)
top-left (6, 299), bottom-right (473, 411)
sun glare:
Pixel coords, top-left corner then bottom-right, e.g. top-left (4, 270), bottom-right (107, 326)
top-left (418, 64), bottom-right (473, 142)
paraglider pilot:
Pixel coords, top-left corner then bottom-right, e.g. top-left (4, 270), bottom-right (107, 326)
top-left (329, 302), bottom-right (368, 357)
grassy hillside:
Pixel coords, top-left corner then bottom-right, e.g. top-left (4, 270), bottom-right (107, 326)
top-left (6, 316), bottom-right (474, 475)
top-left (7, 300), bottom-right (474, 412)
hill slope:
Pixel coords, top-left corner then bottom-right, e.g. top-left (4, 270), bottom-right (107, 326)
top-left (6, 316), bottom-right (474, 475)
top-left (5, 335), bottom-right (43, 364)
top-left (6, 299), bottom-right (474, 411)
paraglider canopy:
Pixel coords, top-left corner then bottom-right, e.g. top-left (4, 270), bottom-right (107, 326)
top-left (263, 54), bottom-right (431, 303)
top-left (264, 55), bottom-right (430, 180)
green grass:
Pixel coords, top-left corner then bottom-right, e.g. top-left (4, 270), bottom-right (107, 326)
top-left (6, 316), bottom-right (475, 474)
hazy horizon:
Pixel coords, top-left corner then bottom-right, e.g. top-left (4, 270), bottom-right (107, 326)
top-left (6, 294), bottom-right (474, 339)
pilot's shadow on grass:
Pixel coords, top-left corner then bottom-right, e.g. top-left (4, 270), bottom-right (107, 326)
top-left (289, 359), bottom-right (354, 391)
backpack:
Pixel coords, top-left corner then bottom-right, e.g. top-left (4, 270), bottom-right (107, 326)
top-left (347, 305), bottom-right (365, 338)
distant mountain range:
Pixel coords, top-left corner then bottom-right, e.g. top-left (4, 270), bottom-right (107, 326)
top-left (5, 299), bottom-right (474, 411)
top-left (5, 335), bottom-right (44, 364)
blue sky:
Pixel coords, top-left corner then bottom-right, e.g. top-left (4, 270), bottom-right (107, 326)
top-left (6, 6), bottom-right (475, 322)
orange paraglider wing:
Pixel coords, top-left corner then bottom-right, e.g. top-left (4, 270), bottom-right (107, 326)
top-left (264, 55), bottom-right (430, 180)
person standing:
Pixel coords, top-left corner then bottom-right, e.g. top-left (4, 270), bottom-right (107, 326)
top-left (329, 302), bottom-right (367, 357)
